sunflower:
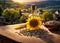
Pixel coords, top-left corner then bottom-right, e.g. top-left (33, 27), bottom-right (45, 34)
top-left (26, 15), bottom-right (42, 30)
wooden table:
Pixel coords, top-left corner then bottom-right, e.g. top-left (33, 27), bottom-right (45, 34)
top-left (0, 24), bottom-right (60, 43)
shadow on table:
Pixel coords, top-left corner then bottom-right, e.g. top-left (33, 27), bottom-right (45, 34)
top-left (50, 29), bottom-right (60, 35)
top-left (0, 35), bottom-right (22, 43)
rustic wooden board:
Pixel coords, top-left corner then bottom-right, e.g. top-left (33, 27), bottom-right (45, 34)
top-left (0, 24), bottom-right (60, 43)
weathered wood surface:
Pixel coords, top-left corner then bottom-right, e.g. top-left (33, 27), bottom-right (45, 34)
top-left (0, 23), bottom-right (60, 43)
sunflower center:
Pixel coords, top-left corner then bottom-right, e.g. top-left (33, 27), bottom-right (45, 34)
top-left (29, 19), bottom-right (38, 27)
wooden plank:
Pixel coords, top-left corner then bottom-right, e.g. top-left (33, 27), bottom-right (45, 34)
top-left (0, 24), bottom-right (60, 43)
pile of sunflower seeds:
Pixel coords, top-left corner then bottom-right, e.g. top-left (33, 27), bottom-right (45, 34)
top-left (19, 28), bottom-right (51, 38)
top-left (18, 28), bottom-right (54, 43)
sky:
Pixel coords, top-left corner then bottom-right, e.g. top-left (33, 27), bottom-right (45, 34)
top-left (12, 0), bottom-right (40, 3)
top-left (12, 0), bottom-right (60, 3)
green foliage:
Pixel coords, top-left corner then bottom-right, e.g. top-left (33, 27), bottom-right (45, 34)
top-left (39, 10), bottom-right (53, 21)
top-left (0, 5), bottom-right (3, 16)
top-left (20, 15), bottom-right (28, 23)
top-left (2, 8), bottom-right (20, 24)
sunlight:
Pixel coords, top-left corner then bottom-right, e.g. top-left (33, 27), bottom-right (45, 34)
top-left (12, 0), bottom-right (24, 3)
top-left (12, 0), bottom-right (40, 3)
